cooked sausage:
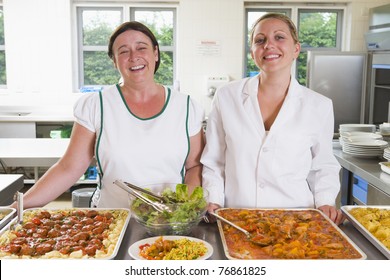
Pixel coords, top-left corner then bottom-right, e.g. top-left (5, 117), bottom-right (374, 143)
top-left (72, 232), bottom-right (90, 242)
top-left (20, 244), bottom-right (35, 256)
top-left (35, 243), bottom-right (54, 255)
top-left (84, 244), bottom-right (98, 256)
top-left (37, 211), bottom-right (51, 219)
top-left (86, 210), bottom-right (98, 218)
top-left (23, 222), bottom-right (37, 229)
top-left (81, 217), bottom-right (94, 225)
top-left (47, 229), bottom-right (61, 238)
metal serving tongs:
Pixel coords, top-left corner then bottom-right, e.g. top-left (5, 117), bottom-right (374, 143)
top-left (10, 191), bottom-right (23, 230)
top-left (123, 181), bottom-right (171, 204)
top-left (113, 180), bottom-right (171, 213)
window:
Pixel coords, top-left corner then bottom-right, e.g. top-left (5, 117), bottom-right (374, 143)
top-left (131, 8), bottom-right (175, 86)
top-left (0, 6), bottom-right (6, 86)
top-left (297, 9), bottom-right (343, 85)
top-left (76, 5), bottom-right (176, 91)
top-left (245, 5), bottom-right (344, 85)
top-left (77, 7), bottom-right (122, 88)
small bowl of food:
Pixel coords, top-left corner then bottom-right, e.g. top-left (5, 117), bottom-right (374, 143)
top-left (129, 183), bottom-right (208, 236)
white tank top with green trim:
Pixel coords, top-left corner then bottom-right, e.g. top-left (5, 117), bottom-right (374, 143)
top-left (73, 84), bottom-right (205, 208)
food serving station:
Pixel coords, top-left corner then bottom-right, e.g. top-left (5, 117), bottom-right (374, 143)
top-left (114, 217), bottom-right (387, 260)
top-left (0, 179), bottom-right (389, 260)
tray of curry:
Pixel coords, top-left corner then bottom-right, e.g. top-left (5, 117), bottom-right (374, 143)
top-left (215, 208), bottom-right (366, 259)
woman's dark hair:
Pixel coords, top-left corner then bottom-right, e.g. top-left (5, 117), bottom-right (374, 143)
top-left (108, 21), bottom-right (160, 73)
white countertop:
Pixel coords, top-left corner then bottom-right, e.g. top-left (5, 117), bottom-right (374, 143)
top-left (0, 174), bottom-right (24, 192)
top-left (0, 105), bottom-right (74, 122)
top-left (0, 138), bottom-right (70, 167)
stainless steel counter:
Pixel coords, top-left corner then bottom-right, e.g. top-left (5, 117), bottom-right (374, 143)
top-left (115, 218), bottom-right (387, 260)
top-left (333, 143), bottom-right (390, 198)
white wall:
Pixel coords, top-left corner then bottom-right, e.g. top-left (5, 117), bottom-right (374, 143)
top-left (1, 0), bottom-right (389, 113)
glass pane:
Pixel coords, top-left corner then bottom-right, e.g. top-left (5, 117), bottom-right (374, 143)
top-left (298, 12), bottom-right (338, 48)
top-left (246, 52), bottom-right (258, 77)
top-left (82, 10), bottom-right (122, 46)
top-left (134, 10), bottom-right (173, 46)
top-left (0, 9), bottom-right (4, 45)
top-left (155, 51), bottom-right (173, 85)
top-left (297, 53), bottom-right (307, 86)
top-left (83, 51), bottom-right (120, 85)
top-left (247, 11), bottom-right (267, 31)
top-left (0, 51), bottom-right (6, 84)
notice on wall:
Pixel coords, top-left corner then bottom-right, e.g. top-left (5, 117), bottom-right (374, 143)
top-left (196, 40), bottom-right (221, 56)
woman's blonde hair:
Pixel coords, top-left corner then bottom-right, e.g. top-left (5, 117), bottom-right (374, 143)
top-left (249, 13), bottom-right (299, 47)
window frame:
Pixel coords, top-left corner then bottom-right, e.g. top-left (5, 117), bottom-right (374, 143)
top-left (0, 5), bottom-right (6, 88)
top-left (74, 3), bottom-right (177, 91)
top-left (244, 3), bottom-right (346, 84)
top-left (76, 6), bottom-right (123, 89)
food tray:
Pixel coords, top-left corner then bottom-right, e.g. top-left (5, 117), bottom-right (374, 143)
top-left (341, 205), bottom-right (390, 259)
top-left (0, 208), bottom-right (16, 230)
top-left (0, 208), bottom-right (130, 259)
top-left (216, 208), bottom-right (366, 260)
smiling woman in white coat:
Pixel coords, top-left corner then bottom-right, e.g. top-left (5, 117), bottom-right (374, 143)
top-left (201, 13), bottom-right (344, 225)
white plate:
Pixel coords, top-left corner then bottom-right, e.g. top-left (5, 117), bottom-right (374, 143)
top-left (379, 162), bottom-right (390, 175)
top-left (342, 150), bottom-right (382, 158)
top-left (128, 236), bottom-right (213, 260)
top-left (343, 139), bottom-right (388, 147)
top-left (339, 124), bottom-right (376, 132)
top-left (340, 131), bottom-right (380, 137)
top-left (342, 148), bottom-right (384, 155)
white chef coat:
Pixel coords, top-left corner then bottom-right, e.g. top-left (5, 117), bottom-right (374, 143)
top-left (74, 85), bottom-right (205, 208)
top-left (201, 75), bottom-right (341, 209)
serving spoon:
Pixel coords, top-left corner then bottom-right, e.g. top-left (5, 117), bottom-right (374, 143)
top-left (209, 212), bottom-right (274, 246)
top-left (10, 191), bottom-right (23, 230)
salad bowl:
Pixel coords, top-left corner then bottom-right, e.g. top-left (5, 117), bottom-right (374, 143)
top-left (129, 183), bottom-right (208, 236)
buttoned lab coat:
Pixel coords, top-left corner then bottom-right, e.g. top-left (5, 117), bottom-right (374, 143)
top-left (201, 75), bottom-right (341, 209)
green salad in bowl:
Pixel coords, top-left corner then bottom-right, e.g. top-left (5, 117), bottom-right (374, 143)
top-left (130, 183), bottom-right (208, 236)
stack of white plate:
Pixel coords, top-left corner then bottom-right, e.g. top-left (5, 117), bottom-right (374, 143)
top-left (383, 148), bottom-right (390, 161)
top-left (342, 139), bottom-right (388, 158)
top-left (339, 124), bottom-right (376, 133)
top-left (339, 131), bottom-right (383, 146)
top-left (339, 124), bottom-right (377, 147)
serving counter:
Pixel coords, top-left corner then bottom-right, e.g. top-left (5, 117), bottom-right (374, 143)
top-left (114, 218), bottom-right (387, 260)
